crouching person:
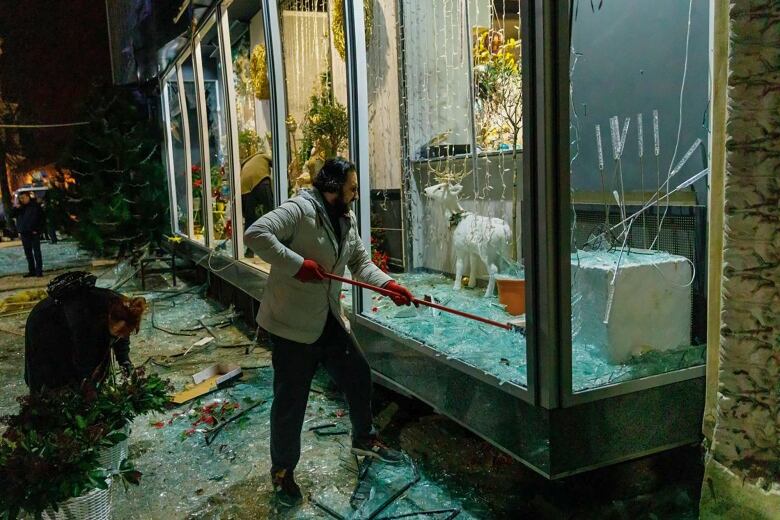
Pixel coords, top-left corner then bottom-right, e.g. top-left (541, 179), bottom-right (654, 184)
top-left (24, 271), bottom-right (147, 392)
top-left (244, 158), bottom-right (415, 507)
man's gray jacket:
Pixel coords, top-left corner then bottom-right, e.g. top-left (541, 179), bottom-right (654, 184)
top-left (244, 189), bottom-right (392, 343)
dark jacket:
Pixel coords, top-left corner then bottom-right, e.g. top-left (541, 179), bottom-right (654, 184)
top-left (11, 199), bottom-right (44, 235)
top-left (24, 287), bottom-right (131, 392)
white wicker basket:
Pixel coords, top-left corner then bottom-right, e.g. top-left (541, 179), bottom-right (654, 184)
top-left (42, 479), bottom-right (112, 520)
top-left (98, 424), bottom-right (130, 472)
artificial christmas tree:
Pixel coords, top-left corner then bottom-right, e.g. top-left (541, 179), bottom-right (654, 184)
top-left (51, 87), bottom-right (169, 256)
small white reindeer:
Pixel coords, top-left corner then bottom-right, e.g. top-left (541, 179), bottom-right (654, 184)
top-left (424, 180), bottom-right (511, 297)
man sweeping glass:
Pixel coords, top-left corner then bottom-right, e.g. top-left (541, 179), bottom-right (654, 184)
top-left (245, 158), bottom-right (414, 507)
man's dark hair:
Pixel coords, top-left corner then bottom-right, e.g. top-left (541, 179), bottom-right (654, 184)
top-left (313, 157), bottom-right (355, 194)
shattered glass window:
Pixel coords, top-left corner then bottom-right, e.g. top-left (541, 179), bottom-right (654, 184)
top-left (567, 0), bottom-right (709, 392)
top-left (278, 0), bottom-right (352, 197)
top-left (358, 0), bottom-right (528, 389)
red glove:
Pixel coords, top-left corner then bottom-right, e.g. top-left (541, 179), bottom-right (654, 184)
top-left (384, 281), bottom-right (415, 306)
top-left (294, 259), bottom-right (325, 282)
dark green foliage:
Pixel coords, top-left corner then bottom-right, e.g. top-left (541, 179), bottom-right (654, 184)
top-left (0, 368), bottom-right (172, 518)
top-left (52, 87), bottom-right (170, 257)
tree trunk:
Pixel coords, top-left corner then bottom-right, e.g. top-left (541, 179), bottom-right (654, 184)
top-left (700, 1), bottom-right (780, 517)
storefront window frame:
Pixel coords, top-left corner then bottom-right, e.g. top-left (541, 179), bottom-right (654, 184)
top-left (533, 0), bottom-right (708, 408)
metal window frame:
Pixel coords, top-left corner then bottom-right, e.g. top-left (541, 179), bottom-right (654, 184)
top-left (344, 0), bottom-right (372, 316)
top-left (215, 5), bottom-right (241, 259)
top-left (160, 72), bottom-right (181, 235)
top-left (263, 0), bottom-right (290, 208)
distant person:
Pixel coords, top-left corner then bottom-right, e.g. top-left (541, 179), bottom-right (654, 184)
top-left (24, 271), bottom-right (147, 392)
top-left (11, 192), bottom-right (44, 277)
top-left (41, 199), bottom-right (58, 244)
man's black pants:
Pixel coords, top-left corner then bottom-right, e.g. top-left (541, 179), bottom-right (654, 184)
top-left (268, 312), bottom-right (375, 473)
top-left (20, 232), bottom-right (42, 275)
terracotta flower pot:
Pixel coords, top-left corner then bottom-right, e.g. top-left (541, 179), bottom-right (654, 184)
top-left (496, 277), bottom-right (526, 316)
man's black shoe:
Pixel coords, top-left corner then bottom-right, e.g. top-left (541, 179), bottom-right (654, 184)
top-left (22, 273), bottom-right (35, 278)
top-left (351, 437), bottom-right (404, 464)
top-left (271, 468), bottom-right (303, 507)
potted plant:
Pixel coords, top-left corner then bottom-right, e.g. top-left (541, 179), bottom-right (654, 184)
top-left (0, 368), bottom-right (171, 518)
top-left (91, 367), bottom-right (171, 471)
top-left (0, 387), bottom-right (141, 519)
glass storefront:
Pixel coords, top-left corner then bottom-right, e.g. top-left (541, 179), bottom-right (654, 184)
top-left (181, 55), bottom-right (205, 244)
top-left (159, 0), bottom-right (709, 403)
top-left (163, 73), bottom-right (189, 235)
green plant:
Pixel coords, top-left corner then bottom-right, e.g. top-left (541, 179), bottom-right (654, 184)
top-left (238, 128), bottom-right (264, 162)
top-left (0, 427), bottom-right (110, 519)
top-left (95, 367), bottom-right (172, 430)
top-left (297, 73), bottom-right (349, 167)
top-left (0, 383), bottom-right (152, 519)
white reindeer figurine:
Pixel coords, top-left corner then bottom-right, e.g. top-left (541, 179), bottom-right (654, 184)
top-left (424, 181), bottom-right (511, 297)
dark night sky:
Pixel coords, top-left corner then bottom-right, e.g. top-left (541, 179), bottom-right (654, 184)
top-left (0, 0), bottom-right (113, 166)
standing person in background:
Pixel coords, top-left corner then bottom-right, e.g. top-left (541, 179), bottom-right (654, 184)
top-left (40, 197), bottom-right (58, 244)
top-left (11, 192), bottom-right (44, 277)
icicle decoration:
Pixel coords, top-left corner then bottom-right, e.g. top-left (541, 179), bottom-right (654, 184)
top-left (675, 167), bottom-right (709, 191)
top-left (653, 109), bottom-right (660, 157)
top-left (595, 124), bottom-right (604, 170)
top-left (637, 113), bottom-right (644, 158)
top-left (617, 117), bottom-right (630, 159)
top-left (609, 116), bottom-right (621, 160)
top-left (669, 138), bottom-right (703, 178)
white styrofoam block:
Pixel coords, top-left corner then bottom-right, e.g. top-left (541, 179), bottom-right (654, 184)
top-left (573, 250), bottom-right (692, 363)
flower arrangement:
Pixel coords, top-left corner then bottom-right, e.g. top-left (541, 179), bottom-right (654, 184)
top-left (238, 128), bottom-right (264, 163)
top-left (210, 164), bottom-right (227, 204)
top-left (192, 165), bottom-right (203, 200)
top-left (371, 236), bottom-right (389, 273)
top-left (332, 0), bottom-right (373, 60)
top-left (472, 26), bottom-right (523, 259)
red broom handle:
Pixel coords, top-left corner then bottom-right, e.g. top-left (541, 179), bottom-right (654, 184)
top-left (322, 272), bottom-right (517, 332)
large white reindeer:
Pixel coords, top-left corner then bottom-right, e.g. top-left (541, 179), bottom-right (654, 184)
top-left (423, 166), bottom-right (511, 297)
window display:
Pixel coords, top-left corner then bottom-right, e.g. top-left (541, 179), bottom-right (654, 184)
top-left (278, 0), bottom-right (351, 195)
top-left (567, 0), bottom-right (708, 392)
top-left (225, 0), bottom-right (276, 269)
top-left (181, 56), bottom-right (205, 244)
top-left (198, 19), bottom-right (234, 254)
top-left (359, 0), bottom-right (528, 388)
